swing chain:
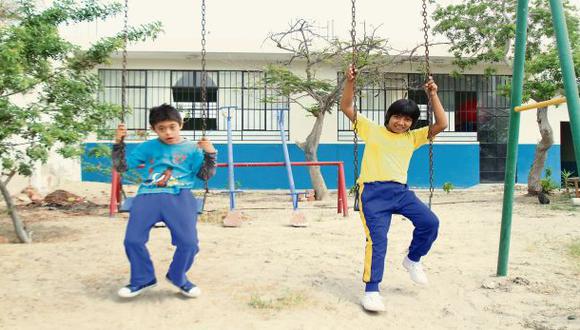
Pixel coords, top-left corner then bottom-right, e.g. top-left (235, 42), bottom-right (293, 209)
top-left (200, 0), bottom-right (208, 138)
top-left (111, 0), bottom-right (130, 215)
top-left (200, 0), bottom-right (209, 194)
top-left (121, 0), bottom-right (128, 126)
top-left (421, 0), bottom-right (431, 77)
top-left (351, 0), bottom-right (359, 209)
top-left (422, 0), bottom-right (434, 207)
top-left (116, 0), bottom-right (129, 177)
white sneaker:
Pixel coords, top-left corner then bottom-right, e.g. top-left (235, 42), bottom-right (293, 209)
top-left (165, 275), bottom-right (201, 298)
top-left (402, 256), bottom-right (428, 285)
top-left (179, 284), bottom-right (201, 298)
top-left (117, 279), bottom-right (157, 298)
top-left (360, 292), bottom-right (386, 312)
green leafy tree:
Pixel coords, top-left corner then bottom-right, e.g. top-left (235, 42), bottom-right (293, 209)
top-left (0, 0), bottom-right (161, 243)
top-left (264, 19), bottom-right (407, 200)
top-left (433, 0), bottom-right (579, 194)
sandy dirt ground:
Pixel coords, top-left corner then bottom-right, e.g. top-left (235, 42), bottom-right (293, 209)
top-left (0, 182), bottom-right (579, 330)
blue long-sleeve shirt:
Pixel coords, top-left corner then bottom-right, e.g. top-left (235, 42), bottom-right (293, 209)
top-left (113, 138), bottom-right (216, 195)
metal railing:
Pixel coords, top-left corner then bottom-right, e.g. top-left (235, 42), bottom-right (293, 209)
top-left (98, 69), bottom-right (290, 141)
top-left (337, 72), bottom-right (511, 143)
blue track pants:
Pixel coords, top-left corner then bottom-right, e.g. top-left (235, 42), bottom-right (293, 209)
top-left (358, 181), bottom-right (439, 292)
top-left (123, 189), bottom-right (199, 287)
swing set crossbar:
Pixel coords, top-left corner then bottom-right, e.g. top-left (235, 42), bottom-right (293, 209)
top-left (514, 97), bottom-right (567, 112)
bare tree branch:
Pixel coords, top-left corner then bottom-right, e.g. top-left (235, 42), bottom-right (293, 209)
top-left (264, 17), bottom-right (428, 200)
top-left (2, 170), bottom-right (16, 186)
top-left (288, 95), bottom-right (311, 111)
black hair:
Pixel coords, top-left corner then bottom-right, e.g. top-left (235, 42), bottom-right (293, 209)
top-left (149, 103), bottom-right (182, 127)
top-left (383, 99), bottom-right (421, 129)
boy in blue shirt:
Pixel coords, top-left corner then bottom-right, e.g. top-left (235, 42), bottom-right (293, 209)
top-left (112, 104), bottom-right (217, 299)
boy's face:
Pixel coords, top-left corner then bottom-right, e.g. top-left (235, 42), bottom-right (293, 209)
top-left (152, 120), bottom-right (182, 144)
top-left (386, 114), bottom-right (413, 134)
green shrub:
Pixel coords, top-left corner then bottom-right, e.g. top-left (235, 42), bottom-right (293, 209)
top-left (540, 168), bottom-right (558, 194)
top-left (442, 182), bottom-right (454, 194)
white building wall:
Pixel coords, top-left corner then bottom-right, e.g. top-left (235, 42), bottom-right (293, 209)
top-left (94, 52), bottom-right (511, 145)
top-left (518, 100), bottom-right (570, 144)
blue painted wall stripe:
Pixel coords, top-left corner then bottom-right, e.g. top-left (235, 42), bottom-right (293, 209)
top-left (82, 142), bottom-right (564, 189)
top-left (82, 142), bottom-right (481, 189)
top-left (516, 144), bottom-right (561, 185)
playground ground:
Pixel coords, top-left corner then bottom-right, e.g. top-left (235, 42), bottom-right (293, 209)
top-left (0, 181), bottom-right (579, 330)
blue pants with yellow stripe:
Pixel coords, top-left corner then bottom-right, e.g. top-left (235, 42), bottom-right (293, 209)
top-left (123, 189), bottom-right (199, 288)
top-left (359, 181), bottom-right (439, 292)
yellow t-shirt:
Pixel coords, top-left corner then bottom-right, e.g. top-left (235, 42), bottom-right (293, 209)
top-left (355, 114), bottom-right (429, 185)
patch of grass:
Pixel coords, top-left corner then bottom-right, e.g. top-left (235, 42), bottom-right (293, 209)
top-left (549, 204), bottom-right (578, 212)
top-left (197, 209), bottom-right (227, 224)
top-left (548, 194), bottom-right (578, 212)
top-left (248, 291), bottom-right (307, 310)
top-left (248, 295), bottom-right (275, 309)
top-left (276, 291), bottom-right (307, 308)
top-left (522, 318), bottom-right (553, 330)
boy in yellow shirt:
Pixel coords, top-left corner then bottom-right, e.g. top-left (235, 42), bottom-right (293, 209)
top-left (340, 65), bottom-right (448, 312)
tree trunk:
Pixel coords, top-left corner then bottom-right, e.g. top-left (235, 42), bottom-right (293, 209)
top-left (297, 112), bottom-right (328, 200)
top-left (0, 179), bottom-right (31, 243)
top-left (527, 107), bottom-right (553, 195)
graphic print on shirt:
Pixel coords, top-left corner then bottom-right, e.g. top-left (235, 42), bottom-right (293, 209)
top-left (144, 166), bottom-right (179, 187)
top-left (128, 140), bottom-right (204, 194)
top-left (143, 151), bottom-right (191, 188)
top-left (173, 153), bottom-right (188, 165)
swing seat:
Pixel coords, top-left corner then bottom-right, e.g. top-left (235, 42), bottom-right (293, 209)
top-left (119, 196), bottom-right (134, 212)
top-left (119, 196), bottom-right (205, 214)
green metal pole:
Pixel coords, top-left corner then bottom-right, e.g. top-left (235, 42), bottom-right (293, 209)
top-left (549, 0), bottom-right (580, 177)
top-left (497, 0), bottom-right (529, 277)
